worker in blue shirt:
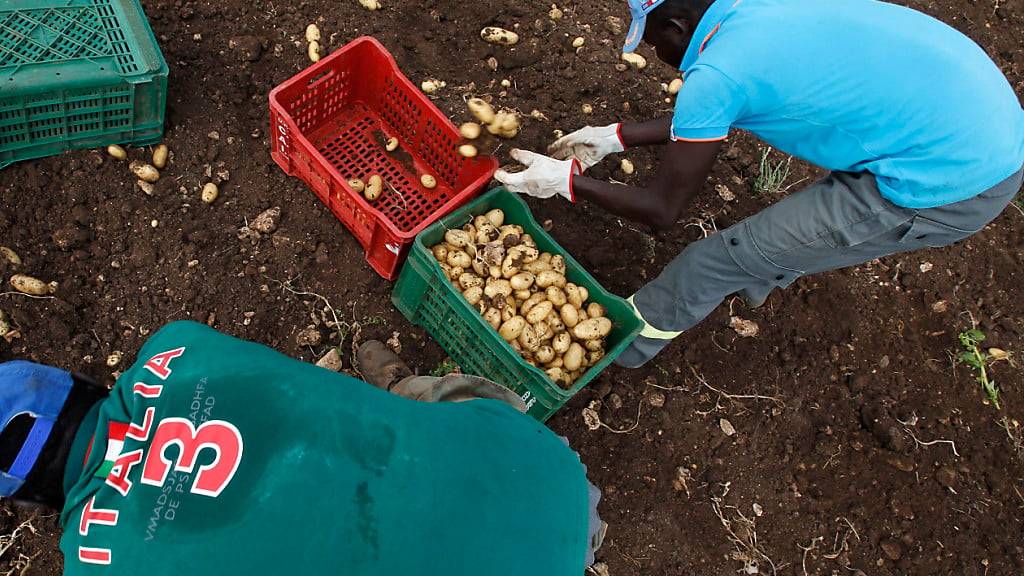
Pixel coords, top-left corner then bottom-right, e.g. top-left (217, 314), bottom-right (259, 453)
top-left (497, 0), bottom-right (1024, 367)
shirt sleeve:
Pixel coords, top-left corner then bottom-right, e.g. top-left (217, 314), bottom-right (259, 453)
top-left (670, 65), bottom-right (747, 142)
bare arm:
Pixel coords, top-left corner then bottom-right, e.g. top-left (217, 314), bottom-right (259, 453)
top-left (619, 117), bottom-right (674, 147)
top-left (573, 139), bottom-right (723, 231)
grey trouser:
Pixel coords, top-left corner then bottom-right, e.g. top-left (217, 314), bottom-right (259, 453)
top-left (617, 166), bottom-right (1024, 368)
top-left (389, 373), bottom-right (607, 566)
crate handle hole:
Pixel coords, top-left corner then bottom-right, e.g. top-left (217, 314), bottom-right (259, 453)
top-left (308, 70), bottom-right (335, 89)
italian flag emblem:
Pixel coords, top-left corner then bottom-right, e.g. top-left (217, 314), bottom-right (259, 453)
top-left (93, 422), bottom-right (129, 479)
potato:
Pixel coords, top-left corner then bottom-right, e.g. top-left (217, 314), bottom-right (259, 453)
top-left (450, 267), bottom-right (464, 279)
top-left (560, 303), bottom-right (580, 328)
top-left (308, 41), bottom-right (321, 62)
top-left (536, 270), bottom-right (566, 289)
top-left (584, 338), bottom-right (604, 352)
top-left (549, 357), bottom-right (564, 369)
top-left (520, 234), bottom-right (536, 247)
top-left (484, 308), bottom-right (502, 329)
top-left (510, 272), bottom-right (535, 291)
top-left (480, 27), bottom-right (519, 46)
top-left (536, 346), bottom-right (556, 365)
top-left (476, 223), bottom-right (499, 244)
top-left (359, 0), bottom-right (381, 9)
top-left (667, 78), bottom-right (683, 95)
top-left (460, 122), bottom-right (482, 140)
top-left (421, 174), bottom-right (437, 189)
top-left (539, 251), bottom-right (551, 262)
top-left (564, 343), bottom-right (585, 372)
top-left (485, 209), bottom-right (505, 228)
top-left (577, 307), bottom-right (589, 321)
top-left (463, 286), bottom-right (484, 306)
top-left (523, 260), bottom-right (552, 274)
top-left (347, 178), bottom-right (365, 193)
top-left (552, 332), bottom-right (572, 354)
top-left (106, 144), bottom-right (127, 160)
top-left (448, 250), bottom-right (471, 269)
top-left (572, 36), bottom-right (585, 48)
top-left (0, 247), bottom-right (21, 266)
top-left (587, 302), bottom-right (606, 318)
top-left (486, 111), bottom-right (519, 139)
top-left (439, 263), bottom-right (453, 279)
top-left (471, 257), bottom-right (487, 277)
top-left (533, 320), bottom-right (553, 341)
top-left (546, 286), bottom-right (567, 307)
top-left (501, 304), bottom-right (516, 322)
top-left (201, 182), bottom-right (219, 204)
top-left (305, 23), bottom-right (321, 43)
top-left (519, 325), bottom-right (540, 352)
top-left (620, 159), bottom-right (635, 175)
top-left (129, 161), bottom-right (159, 183)
top-left (499, 316), bottom-right (527, 342)
top-left (513, 289), bottom-right (532, 302)
top-left (467, 98), bottom-right (496, 124)
top-left (547, 312), bottom-right (566, 333)
top-left (508, 244), bottom-right (539, 265)
top-left (573, 317), bottom-right (613, 340)
top-left (137, 180), bottom-right (155, 196)
top-left (621, 52), bottom-right (647, 69)
top-left (489, 265), bottom-right (502, 279)
top-left (385, 137), bottom-right (399, 152)
top-left (152, 144), bottom-right (169, 169)
top-left (431, 244), bottom-right (449, 262)
top-left (526, 300), bottom-right (554, 324)
top-left (520, 293), bottom-right (546, 315)
top-left (457, 271), bottom-right (482, 289)
top-left (577, 286), bottom-right (590, 302)
top-left (588, 349), bottom-right (605, 365)
top-left (484, 278), bottom-right (512, 299)
top-left (480, 242), bottom-right (505, 266)
top-left (444, 229), bottom-right (472, 248)
top-left (545, 367), bottom-right (564, 383)
top-left (501, 255), bottom-right (520, 279)
top-left (421, 79), bottom-right (446, 94)
top-left (510, 340), bottom-right (523, 353)
top-left (365, 175), bottom-right (383, 201)
top-left (10, 274), bottom-right (56, 295)
top-left (550, 255), bottom-right (566, 274)
top-left (457, 144), bottom-right (478, 158)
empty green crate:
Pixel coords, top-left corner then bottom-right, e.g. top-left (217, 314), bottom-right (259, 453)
top-left (393, 187), bottom-right (642, 421)
top-left (0, 0), bottom-right (168, 169)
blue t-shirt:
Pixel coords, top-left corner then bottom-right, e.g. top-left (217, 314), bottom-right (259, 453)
top-left (671, 0), bottom-right (1024, 208)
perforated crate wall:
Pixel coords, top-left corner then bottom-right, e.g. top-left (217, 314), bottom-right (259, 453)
top-left (0, 0), bottom-right (167, 168)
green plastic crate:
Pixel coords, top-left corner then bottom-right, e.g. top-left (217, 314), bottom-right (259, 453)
top-left (0, 0), bottom-right (168, 169)
top-left (393, 187), bottom-right (642, 421)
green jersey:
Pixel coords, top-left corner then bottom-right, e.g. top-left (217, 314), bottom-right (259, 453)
top-left (59, 321), bottom-right (589, 574)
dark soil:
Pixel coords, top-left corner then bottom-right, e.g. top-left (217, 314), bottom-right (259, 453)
top-left (1, 0), bottom-right (1022, 574)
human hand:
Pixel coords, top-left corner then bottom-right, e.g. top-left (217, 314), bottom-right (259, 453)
top-left (547, 124), bottom-right (625, 170)
top-left (494, 149), bottom-right (581, 202)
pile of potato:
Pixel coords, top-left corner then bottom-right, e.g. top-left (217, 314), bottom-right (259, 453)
top-left (429, 208), bottom-right (612, 389)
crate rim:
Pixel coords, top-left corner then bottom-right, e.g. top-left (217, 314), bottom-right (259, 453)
top-left (413, 187), bottom-right (642, 400)
top-left (269, 36), bottom-right (499, 242)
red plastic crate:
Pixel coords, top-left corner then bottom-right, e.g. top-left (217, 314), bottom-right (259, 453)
top-left (269, 37), bottom-right (498, 279)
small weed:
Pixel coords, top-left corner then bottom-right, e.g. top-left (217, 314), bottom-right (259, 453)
top-left (958, 328), bottom-right (1000, 409)
top-left (430, 358), bottom-right (460, 377)
top-left (754, 147), bottom-right (793, 196)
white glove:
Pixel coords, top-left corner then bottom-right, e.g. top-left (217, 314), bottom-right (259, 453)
top-left (547, 124), bottom-right (625, 170)
top-left (495, 149), bottom-right (582, 202)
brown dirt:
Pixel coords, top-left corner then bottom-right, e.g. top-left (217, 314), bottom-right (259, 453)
top-left (1, 0), bottom-right (1022, 574)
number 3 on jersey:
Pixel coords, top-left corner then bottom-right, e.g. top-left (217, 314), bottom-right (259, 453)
top-left (140, 418), bottom-right (244, 498)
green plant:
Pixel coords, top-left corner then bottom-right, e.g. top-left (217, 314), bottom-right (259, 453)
top-left (958, 328), bottom-right (1000, 409)
top-left (753, 147), bottom-right (793, 196)
top-left (430, 358), bottom-right (460, 377)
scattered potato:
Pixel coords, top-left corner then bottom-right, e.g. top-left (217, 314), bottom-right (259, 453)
top-left (10, 274), bottom-right (56, 296)
top-left (667, 78), bottom-right (683, 95)
top-left (0, 247), bottom-right (21, 266)
top-left (549, 5), bottom-right (563, 19)
top-left (620, 158), bottom-right (635, 175)
top-left (308, 41), bottom-right (321, 62)
top-left (348, 178), bottom-right (365, 193)
top-left (129, 161), bottom-right (159, 183)
top-left (106, 144), bottom-right (127, 160)
top-left (201, 182), bottom-right (219, 204)
top-left (460, 122), bottom-right (482, 140)
top-left (137, 180), bottom-right (155, 196)
top-left (487, 111), bottom-right (520, 139)
top-left (481, 27), bottom-right (519, 46)
top-left (421, 79), bottom-right (446, 94)
top-left (152, 144), bottom-right (169, 169)
top-left (428, 208), bottom-right (610, 388)
top-left (421, 174), bottom-right (437, 189)
top-left (364, 174), bottom-right (383, 201)
top-left (385, 137), bottom-right (399, 152)
top-left (467, 98), bottom-right (496, 124)
top-left (305, 24), bottom-right (321, 43)
top-left (581, 103), bottom-right (593, 114)
top-left (458, 144), bottom-right (479, 158)
top-left (621, 52), bottom-right (647, 69)
top-left (572, 37), bottom-right (585, 48)
top-left (359, 0), bottom-right (381, 10)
